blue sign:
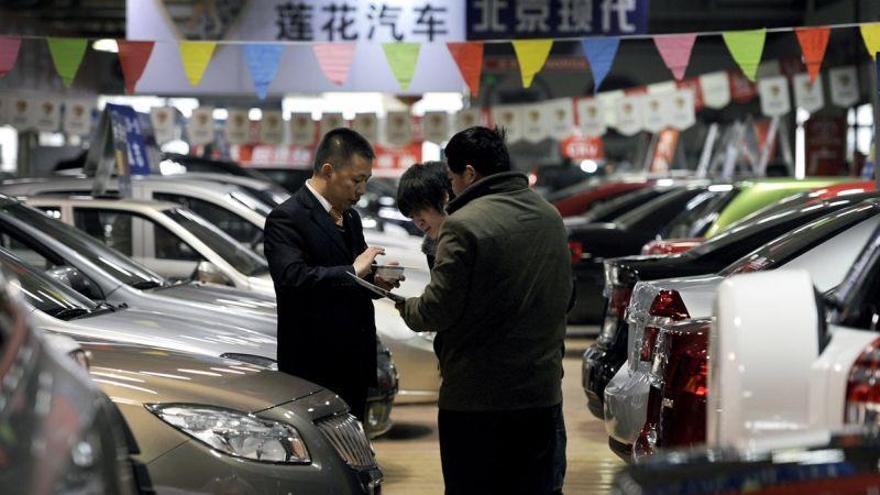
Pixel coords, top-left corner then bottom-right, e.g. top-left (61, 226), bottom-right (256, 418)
top-left (466, 0), bottom-right (649, 40)
top-left (106, 103), bottom-right (151, 176)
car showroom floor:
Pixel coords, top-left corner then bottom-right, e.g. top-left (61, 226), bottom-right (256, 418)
top-left (373, 336), bottom-right (622, 494)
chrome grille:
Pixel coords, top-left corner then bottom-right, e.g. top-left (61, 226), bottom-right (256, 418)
top-left (315, 413), bottom-right (375, 468)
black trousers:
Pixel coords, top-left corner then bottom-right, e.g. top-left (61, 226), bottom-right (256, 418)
top-left (337, 382), bottom-right (368, 422)
top-left (438, 405), bottom-right (559, 495)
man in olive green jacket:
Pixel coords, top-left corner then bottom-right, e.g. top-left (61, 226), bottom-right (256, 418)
top-left (398, 127), bottom-right (572, 495)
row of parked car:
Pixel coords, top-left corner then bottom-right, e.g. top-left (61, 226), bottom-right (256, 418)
top-left (0, 155), bottom-right (438, 493)
top-left (553, 174), bottom-right (880, 491)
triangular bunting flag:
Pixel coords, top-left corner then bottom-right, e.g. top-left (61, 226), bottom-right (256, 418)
top-left (654, 34), bottom-right (697, 81)
top-left (860, 23), bottom-right (880, 60)
top-left (795, 27), bottom-right (830, 83)
top-left (382, 43), bottom-right (421, 91)
top-left (179, 41), bottom-right (217, 86)
top-left (0, 37), bottom-right (21, 78)
top-left (512, 39), bottom-right (553, 88)
top-left (244, 44), bottom-right (284, 100)
top-left (446, 42), bottom-right (484, 96)
top-left (117, 41), bottom-right (155, 94)
top-left (313, 43), bottom-right (356, 86)
top-left (722, 29), bottom-right (766, 82)
top-left (47, 38), bottom-right (88, 87)
top-left (581, 38), bottom-right (620, 92)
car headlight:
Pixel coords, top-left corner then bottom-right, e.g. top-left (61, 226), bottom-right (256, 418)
top-left (146, 404), bottom-right (310, 464)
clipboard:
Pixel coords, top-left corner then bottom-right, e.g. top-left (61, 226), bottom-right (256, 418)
top-left (348, 272), bottom-right (407, 304)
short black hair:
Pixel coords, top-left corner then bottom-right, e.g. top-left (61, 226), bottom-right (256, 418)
top-left (313, 128), bottom-right (376, 172)
top-left (397, 161), bottom-right (452, 217)
top-left (444, 126), bottom-right (511, 177)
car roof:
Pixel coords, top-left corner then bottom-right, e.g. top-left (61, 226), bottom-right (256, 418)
top-left (160, 172), bottom-right (279, 191)
top-left (24, 195), bottom-right (180, 211)
top-left (2, 175), bottom-right (253, 197)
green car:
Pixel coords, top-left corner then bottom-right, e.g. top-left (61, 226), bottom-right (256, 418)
top-left (660, 177), bottom-right (849, 240)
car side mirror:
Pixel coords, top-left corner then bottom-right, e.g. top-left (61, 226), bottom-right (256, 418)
top-left (194, 261), bottom-right (233, 287)
top-left (45, 266), bottom-right (104, 301)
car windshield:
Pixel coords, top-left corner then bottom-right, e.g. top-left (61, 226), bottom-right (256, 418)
top-left (659, 186), bottom-right (739, 238)
top-left (720, 202), bottom-right (879, 276)
top-left (0, 248), bottom-right (98, 320)
top-left (0, 202), bottom-right (166, 290)
top-left (163, 207), bottom-right (269, 277)
top-left (228, 190), bottom-right (275, 216)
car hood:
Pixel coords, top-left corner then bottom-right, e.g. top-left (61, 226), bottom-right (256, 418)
top-left (82, 340), bottom-right (321, 413)
top-left (149, 282), bottom-right (277, 320)
top-left (31, 307), bottom-right (277, 360)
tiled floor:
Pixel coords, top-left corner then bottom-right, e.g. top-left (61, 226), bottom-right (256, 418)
top-left (373, 337), bottom-right (623, 494)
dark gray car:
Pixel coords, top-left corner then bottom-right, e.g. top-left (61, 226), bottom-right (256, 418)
top-left (0, 270), bottom-right (139, 495)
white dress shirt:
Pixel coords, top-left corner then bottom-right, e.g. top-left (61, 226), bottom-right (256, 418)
top-left (305, 179), bottom-right (333, 214)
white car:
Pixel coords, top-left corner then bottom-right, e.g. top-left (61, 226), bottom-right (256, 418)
top-left (604, 201), bottom-right (880, 455)
top-left (23, 195), bottom-right (440, 403)
top-left (708, 223), bottom-right (880, 449)
top-left (0, 175), bottom-right (275, 249)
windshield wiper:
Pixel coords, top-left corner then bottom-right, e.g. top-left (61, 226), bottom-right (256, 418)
top-left (47, 307), bottom-right (91, 321)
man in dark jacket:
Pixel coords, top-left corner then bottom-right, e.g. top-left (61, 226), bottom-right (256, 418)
top-left (398, 127), bottom-right (572, 494)
top-left (264, 128), bottom-right (392, 421)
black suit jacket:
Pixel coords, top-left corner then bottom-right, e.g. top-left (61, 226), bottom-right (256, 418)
top-left (264, 186), bottom-right (377, 394)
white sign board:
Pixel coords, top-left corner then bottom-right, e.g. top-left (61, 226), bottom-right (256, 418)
top-left (63, 99), bottom-right (94, 136)
top-left (422, 111), bottom-right (450, 144)
top-left (150, 107), bottom-right (177, 144)
top-left (758, 76), bottom-right (791, 117)
top-left (576, 98), bottom-right (606, 137)
top-left (187, 107), bottom-right (215, 146)
top-left (290, 113), bottom-right (316, 145)
top-left (792, 73), bottom-right (825, 113)
top-left (260, 111), bottom-right (285, 145)
top-left (225, 109), bottom-right (250, 145)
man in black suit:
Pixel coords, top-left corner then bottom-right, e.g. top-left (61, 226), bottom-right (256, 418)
top-left (264, 128), bottom-right (393, 420)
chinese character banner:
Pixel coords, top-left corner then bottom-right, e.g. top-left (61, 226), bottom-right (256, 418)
top-left (138, 0), bottom-right (466, 43)
top-left (466, 0), bottom-right (650, 40)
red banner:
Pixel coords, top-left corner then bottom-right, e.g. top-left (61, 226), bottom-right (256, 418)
top-left (372, 142), bottom-right (423, 177)
top-left (805, 116), bottom-right (847, 176)
top-left (730, 71), bottom-right (758, 103)
top-left (560, 135), bottom-right (604, 161)
top-left (650, 129), bottom-right (680, 173)
top-left (231, 144), bottom-right (314, 169)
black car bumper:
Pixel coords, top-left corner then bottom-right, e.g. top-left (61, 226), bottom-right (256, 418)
top-left (583, 343), bottom-right (627, 420)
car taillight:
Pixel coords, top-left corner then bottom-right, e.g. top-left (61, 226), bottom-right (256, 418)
top-left (640, 290), bottom-right (690, 363)
top-left (568, 241), bottom-right (584, 264)
top-left (649, 290), bottom-right (690, 320)
top-left (635, 321), bottom-right (709, 458)
top-left (845, 337), bottom-right (880, 425)
top-left (657, 327), bottom-right (709, 449)
top-left (599, 284), bottom-right (633, 344)
top-left (640, 326), bottom-right (660, 362)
